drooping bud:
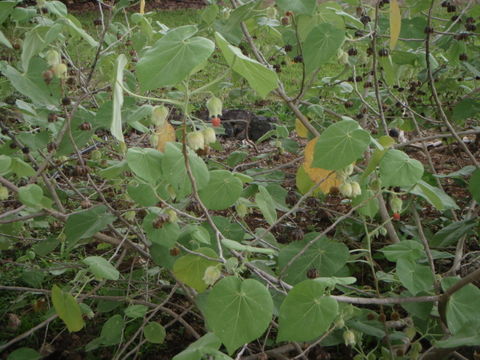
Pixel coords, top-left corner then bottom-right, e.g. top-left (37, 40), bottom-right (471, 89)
top-left (390, 196), bottom-right (403, 214)
top-left (52, 63), bottom-right (67, 79)
top-left (202, 127), bottom-right (216, 145)
top-left (203, 265), bottom-right (221, 286)
top-left (265, 6), bottom-right (277, 19)
top-left (166, 209), bottom-right (177, 223)
top-left (206, 96), bottom-right (222, 118)
top-left (337, 49), bottom-right (349, 65)
top-left (151, 105), bottom-right (169, 127)
top-left (187, 131), bottom-right (205, 151)
top-left (339, 182), bottom-right (353, 197)
top-left (0, 186), bottom-right (9, 200)
top-left (46, 50), bottom-right (61, 67)
top-left (343, 330), bottom-right (356, 346)
top-left (235, 203), bottom-right (248, 218)
top-left (351, 181), bottom-right (362, 197)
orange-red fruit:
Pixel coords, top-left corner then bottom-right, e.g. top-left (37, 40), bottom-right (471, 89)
top-left (211, 116), bottom-right (221, 127)
top-left (392, 212), bottom-right (401, 221)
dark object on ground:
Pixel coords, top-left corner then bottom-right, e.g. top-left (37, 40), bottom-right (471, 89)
top-left (216, 110), bottom-right (277, 141)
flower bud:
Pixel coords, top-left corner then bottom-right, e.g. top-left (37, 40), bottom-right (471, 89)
top-left (339, 182), bottom-right (353, 197)
top-left (52, 63), bottom-right (67, 79)
top-left (390, 196), bottom-right (403, 214)
top-left (351, 181), bottom-right (362, 197)
top-left (343, 330), bottom-right (356, 346)
top-left (202, 127), bottom-right (216, 145)
top-left (206, 96), bottom-right (222, 118)
top-left (203, 265), bottom-right (221, 286)
top-left (266, 6), bottom-right (277, 19)
top-left (337, 50), bottom-right (349, 65)
top-left (0, 186), bottom-right (9, 200)
top-left (187, 131), bottom-right (205, 151)
top-left (151, 105), bottom-right (169, 127)
top-left (236, 203), bottom-right (248, 218)
top-left (345, 164), bottom-right (354, 176)
top-left (166, 209), bottom-right (177, 223)
top-left (46, 50), bottom-right (61, 67)
top-left (124, 211), bottom-right (136, 222)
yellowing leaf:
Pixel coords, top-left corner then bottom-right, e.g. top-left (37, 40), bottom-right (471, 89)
top-left (295, 118), bottom-right (309, 138)
top-left (303, 138), bottom-right (341, 194)
top-left (389, 0), bottom-right (401, 50)
top-left (155, 123), bottom-right (176, 152)
top-left (140, 0), bottom-right (145, 14)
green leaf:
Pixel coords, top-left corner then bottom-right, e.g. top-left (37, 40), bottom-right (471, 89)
top-left (452, 99), bottom-right (480, 124)
top-left (352, 188), bottom-right (379, 218)
top-left (0, 155), bottom-right (11, 175)
top-left (21, 25), bottom-right (61, 72)
top-left (51, 284), bottom-right (85, 332)
top-left (215, 32), bottom-right (278, 98)
top-left (205, 277), bottom-right (273, 355)
top-left (379, 149), bottom-right (424, 187)
top-left (162, 143), bottom-right (210, 199)
top-left (277, 280), bottom-right (338, 342)
top-left (0, 29), bottom-right (12, 49)
top-left (278, 235), bottom-right (350, 285)
top-left (303, 23), bottom-right (345, 75)
top-left (10, 158), bottom-right (35, 177)
top-left (396, 258), bottom-right (434, 296)
top-left (127, 182), bottom-right (158, 207)
top-left (436, 322), bottom-right (480, 348)
top-left (65, 206), bottom-right (116, 249)
top-left (126, 147), bottom-right (163, 184)
top-left (0, 1), bottom-right (16, 25)
top-left (172, 333), bottom-right (225, 360)
top-left (173, 248), bottom-right (218, 292)
top-left (255, 186), bottom-right (277, 225)
top-left (61, 16), bottom-right (99, 47)
top-left (468, 168), bottom-right (480, 203)
top-left (7, 348), bottom-right (42, 360)
top-left (312, 120), bottom-right (370, 170)
top-left (18, 184), bottom-right (43, 209)
top-left (144, 322), bottom-right (166, 344)
top-left (201, 4), bottom-right (219, 24)
top-left (124, 304), bottom-right (148, 319)
top-left (100, 314), bottom-right (124, 345)
top-left (411, 180), bottom-right (458, 211)
top-left (198, 170), bottom-right (243, 210)
top-left (431, 219), bottom-right (477, 248)
top-left (221, 238), bottom-right (276, 255)
top-left (380, 240), bottom-right (424, 262)
top-left (112, 54), bottom-right (127, 144)
top-left (276, 0), bottom-right (317, 15)
top-left (2, 61), bottom-right (60, 106)
top-left (83, 256), bottom-right (120, 281)
top-left (443, 277), bottom-right (480, 334)
top-left (137, 25), bottom-right (214, 90)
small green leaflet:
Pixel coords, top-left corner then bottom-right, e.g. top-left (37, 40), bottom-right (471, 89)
top-left (173, 248), bottom-right (218, 292)
top-left (255, 186), bottom-right (277, 225)
top-left (51, 285), bottom-right (85, 332)
top-left (312, 120), bottom-right (370, 170)
top-left (83, 256), bottom-right (120, 281)
top-left (111, 54), bottom-right (127, 144)
top-left (215, 32), bottom-right (278, 98)
top-left (65, 206), bottom-right (116, 249)
top-left (144, 322), bottom-right (166, 344)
